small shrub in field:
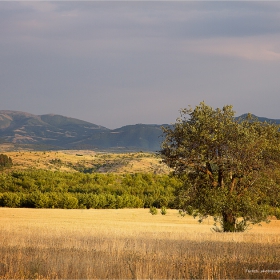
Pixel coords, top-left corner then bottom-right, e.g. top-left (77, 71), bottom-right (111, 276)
top-left (160, 206), bottom-right (167, 215)
top-left (149, 206), bottom-right (158, 215)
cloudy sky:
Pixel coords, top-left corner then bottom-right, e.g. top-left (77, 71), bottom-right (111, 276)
top-left (1, 1), bottom-right (280, 128)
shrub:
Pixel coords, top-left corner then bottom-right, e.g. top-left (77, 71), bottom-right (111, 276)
top-left (0, 192), bottom-right (21, 207)
top-left (149, 206), bottom-right (158, 215)
top-left (25, 191), bottom-right (49, 208)
top-left (160, 206), bottom-right (167, 215)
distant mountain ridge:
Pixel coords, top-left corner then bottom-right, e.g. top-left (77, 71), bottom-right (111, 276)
top-left (0, 110), bottom-right (279, 151)
top-left (0, 110), bottom-right (167, 151)
top-left (238, 114), bottom-right (280, 124)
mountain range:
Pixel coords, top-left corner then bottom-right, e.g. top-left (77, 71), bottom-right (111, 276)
top-left (0, 110), bottom-right (167, 151)
top-left (0, 110), bottom-right (280, 152)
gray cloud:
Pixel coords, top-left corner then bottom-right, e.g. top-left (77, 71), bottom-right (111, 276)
top-left (1, 2), bottom-right (280, 128)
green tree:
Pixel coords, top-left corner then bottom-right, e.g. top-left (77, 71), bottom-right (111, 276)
top-left (161, 102), bottom-right (280, 232)
top-left (0, 154), bottom-right (12, 170)
top-left (0, 192), bottom-right (21, 207)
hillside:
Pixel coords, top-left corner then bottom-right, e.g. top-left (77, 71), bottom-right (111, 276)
top-left (74, 124), bottom-right (165, 151)
top-left (3, 150), bottom-right (170, 174)
top-left (0, 110), bottom-right (279, 152)
top-left (0, 111), bottom-right (166, 151)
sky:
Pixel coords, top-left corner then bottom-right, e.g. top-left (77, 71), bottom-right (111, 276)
top-left (1, 1), bottom-right (280, 129)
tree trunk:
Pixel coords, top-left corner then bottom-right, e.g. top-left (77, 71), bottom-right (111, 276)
top-left (222, 211), bottom-right (236, 232)
top-left (218, 169), bottom-right (224, 188)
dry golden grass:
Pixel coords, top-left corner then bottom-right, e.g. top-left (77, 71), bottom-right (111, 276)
top-left (4, 150), bottom-right (170, 174)
top-left (1, 208), bottom-right (280, 279)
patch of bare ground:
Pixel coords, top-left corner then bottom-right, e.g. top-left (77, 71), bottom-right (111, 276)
top-left (0, 208), bottom-right (280, 279)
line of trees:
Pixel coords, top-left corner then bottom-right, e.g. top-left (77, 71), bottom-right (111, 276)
top-left (0, 170), bottom-right (181, 209)
top-left (1, 167), bottom-right (279, 221)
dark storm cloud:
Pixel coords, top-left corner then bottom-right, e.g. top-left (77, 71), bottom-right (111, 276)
top-left (1, 2), bottom-right (280, 128)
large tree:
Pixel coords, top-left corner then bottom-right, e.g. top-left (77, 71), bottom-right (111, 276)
top-left (161, 102), bottom-right (280, 232)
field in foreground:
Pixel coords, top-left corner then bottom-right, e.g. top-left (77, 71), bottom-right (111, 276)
top-left (1, 208), bottom-right (280, 279)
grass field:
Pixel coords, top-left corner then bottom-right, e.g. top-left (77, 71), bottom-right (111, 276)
top-left (4, 150), bottom-right (170, 174)
top-left (1, 208), bottom-right (280, 279)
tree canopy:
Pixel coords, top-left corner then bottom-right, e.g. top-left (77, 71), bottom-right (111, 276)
top-left (161, 102), bottom-right (280, 232)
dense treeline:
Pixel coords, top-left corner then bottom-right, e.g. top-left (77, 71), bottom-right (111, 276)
top-left (0, 170), bottom-right (181, 209)
top-left (1, 169), bottom-right (279, 217)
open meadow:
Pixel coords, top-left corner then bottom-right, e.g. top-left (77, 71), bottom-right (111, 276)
top-left (1, 208), bottom-right (280, 279)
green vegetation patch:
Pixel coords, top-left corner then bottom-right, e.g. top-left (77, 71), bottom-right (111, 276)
top-left (0, 170), bottom-right (180, 209)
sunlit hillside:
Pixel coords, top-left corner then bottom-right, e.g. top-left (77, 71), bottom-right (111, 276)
top-left (3, 150), bottom-right (170, 174)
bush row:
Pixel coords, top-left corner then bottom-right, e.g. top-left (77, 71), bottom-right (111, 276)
top-left (0, 170), bottom-right (181, 209)
top-left (0, 191), bottom-right (144, 209)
